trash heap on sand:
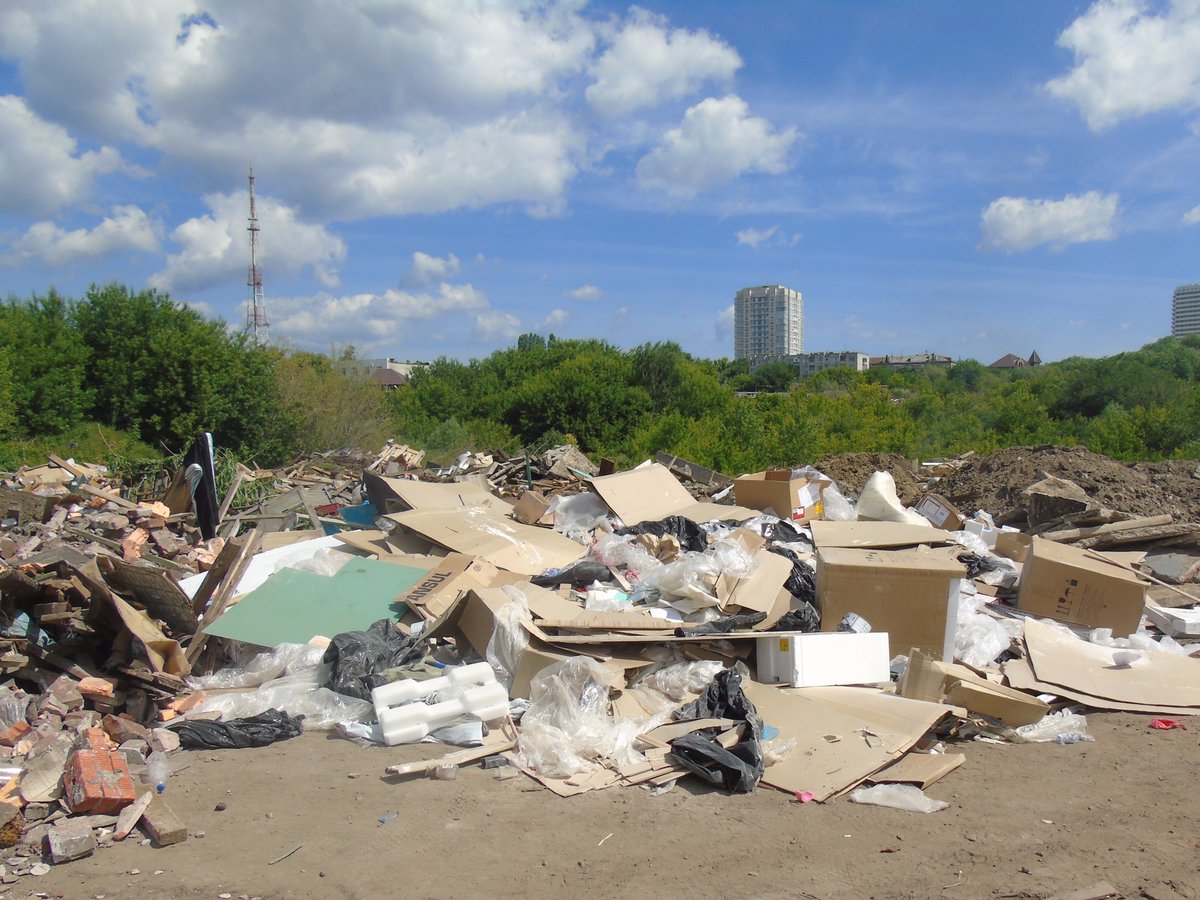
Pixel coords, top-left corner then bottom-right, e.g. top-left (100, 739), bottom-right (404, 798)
top-left (1, 438), bottom-right (1198, 877)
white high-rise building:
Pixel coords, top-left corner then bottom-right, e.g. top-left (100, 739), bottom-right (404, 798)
top-left (1172, 284), bottom-right (1200, 337)
top-left (734, 284), bottom-right (803, 360)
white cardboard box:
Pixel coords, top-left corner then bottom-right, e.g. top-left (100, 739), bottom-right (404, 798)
top-left (755, 631), bottom-right (891, 688)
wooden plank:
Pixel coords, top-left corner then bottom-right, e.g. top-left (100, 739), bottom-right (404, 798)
top-left (1077, 523), bottom-right (1200, 550)
top-left (47, 453), bottom-right (88, 478)
top-left (79, 483), bottom-right (138, 510)
top-left (1042, 515), bottom-right (1173, 543)
top-left (384, 726), bottom-right (517, 777)
top-left (186, 528), bottom-right (263, 665)
top-left (216, 466), bottom-right (248, 523)
top-left (188, 534), bottom-right (248, 617)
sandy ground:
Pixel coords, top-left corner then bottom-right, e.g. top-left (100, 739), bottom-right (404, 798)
top-left (16, 711), bottom-right (1199, 900)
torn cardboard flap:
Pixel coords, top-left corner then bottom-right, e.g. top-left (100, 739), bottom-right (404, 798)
top-left (588, 463), bottom-right (759, 526)
top-left (899, 648), bottom-right (1049, 727)
top-left (810, 520), bottom-right (952, 549)
top-left (384, 508), bottom-right (585, 576)
top-left (364, 471), bottom-right (503, 514)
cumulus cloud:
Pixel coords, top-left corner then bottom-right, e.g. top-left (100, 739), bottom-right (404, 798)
top-left (586, 9), bottom-right (741, 117)
top-left (541, 308), bottom-right (571, 330)
top-left (150, 191), bottom-right (346, 293)
top-left (408, 251), bottom-right (460, 285)
top-left (270, 282), bottom-right (490, 349)
top-left (565, 284), bottom-right (603, 300)
top-left (736, 225), bottom-right (779, 248)
top-left (1184, 203), bottom-right (1200, 225)
top-left (636, 96), bottom-right (797, 198)
top-left (979, 191), bottom-right (1119, 252)
top-left (1046, 0), bottom-right (1200, 130)
top-left (2, 205), bottom-right (159, 266)
top-left (0, 1), bottom-right (595, 220)
top-left (473, 309), bottom-right (522, 341)
top-left (0, 95), bottom-right (122, 215)
top-left (715, 303), bottom-right (735, 339)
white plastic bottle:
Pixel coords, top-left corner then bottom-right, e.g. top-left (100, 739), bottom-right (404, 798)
top-left (146, 751), bottom-right (169, 794)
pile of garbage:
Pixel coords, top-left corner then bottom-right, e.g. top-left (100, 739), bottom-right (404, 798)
top-left (0, 438), bottom-right (1198, 879)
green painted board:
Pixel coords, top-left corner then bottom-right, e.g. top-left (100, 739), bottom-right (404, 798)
top-left (201, 558), bottom-right (425, 647)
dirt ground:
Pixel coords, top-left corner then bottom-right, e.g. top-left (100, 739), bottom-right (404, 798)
top-left (22, 711), bottom-right (1200, 900)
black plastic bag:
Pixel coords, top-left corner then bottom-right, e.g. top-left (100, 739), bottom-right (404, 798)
top-left (671, 667), bottom-right (764, 793)
top-left (323, 618), bottom-right (423, 701)
top-left (614, 515), bottom-right (711, 554)
top-left (768, 601), bottom-right (821, 633)
top-left (176, 708), bottom-right (303, 750)
top-left (958, 552), bottom-right (999, 580)
top-left (669, 729), bottom-right (763, 794)
top-left (674, 610), bottom-right (767, 637)
top-left (767, 546), bottom-right (818, 607)
top-left (530, 560), bottom-right (613, 588)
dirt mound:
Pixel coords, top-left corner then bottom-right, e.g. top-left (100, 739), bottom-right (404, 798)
top-left (812, 452), bottom-right (924, 505)
top-left (1127, 459), bottom-right (1200, 521)
top-left (936, 445), bottom-right (1191, 523)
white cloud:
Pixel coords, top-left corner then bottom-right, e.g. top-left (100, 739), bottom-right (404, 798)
top-left (566, 284), bottom-right (603, 300)
top-left (586, 9), bottom-right (741, 117)
top-left (715, 303), bottom-right (735, 339)
top-left (736, 225), bottom-right (779, 248)
top-left (409, 251), bottom-right (460, 285)
top-left (0, 95), bottom-right (122, 215)
top-left (1184, 203), bottom-right (1200, 224)
top-left (473, 309), bottom-right (522, 342)
top-left (0, 1), bottom-right (596, 220)
top-left (1046, 0), bottom-right (1200, 130)
top-left (2, 205), bottom-right (159, 266)
top-left (150, 191), bottom-right (346, 293)
top-left (636, 96), bottom-right (797, 198)
top-left (270, 281), bottom-right (490, 351)
top-left (979, 191), bottom-right (1119, 252)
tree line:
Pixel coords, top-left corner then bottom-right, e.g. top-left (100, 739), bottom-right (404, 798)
top-left (3, 284), bottom-right (1199, 475)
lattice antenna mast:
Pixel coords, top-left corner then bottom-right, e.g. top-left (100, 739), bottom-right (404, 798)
top-left (246, 166), bottom-right (269, 342)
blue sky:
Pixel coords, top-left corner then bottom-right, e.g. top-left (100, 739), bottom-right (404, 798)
top-left (1, 0), bottom-right (1198, 364)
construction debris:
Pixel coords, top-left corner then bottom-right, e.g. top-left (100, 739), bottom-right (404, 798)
top-left (0, 440), bottom-right (1198, 881)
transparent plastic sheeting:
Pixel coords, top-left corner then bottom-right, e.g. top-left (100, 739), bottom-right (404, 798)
top-left (849, 783), bottom-right (949, 813)
top-left (486, 585), bottom-right (532, 690)
top-left (187, 642), bottom-right (372, 730)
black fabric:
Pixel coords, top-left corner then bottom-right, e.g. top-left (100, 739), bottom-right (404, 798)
top-left (183, 433), bottom-right (219, 540)
top-left (323, 618), bottom-right (424, 701)
top-left (673, 610), bottom-right (767, 637)
top-left (613, 515), bottom-right (711, 554)
top-left (670, 667), bottom-right (764, 793)
top-left (176, 708), bottom-right (303, 750)
top-left (530, 560), bottom-right (613, 588)
top-left (767, 601), bottom-right (821, 633)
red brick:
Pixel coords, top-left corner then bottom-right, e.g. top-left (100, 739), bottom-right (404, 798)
top-left (0, 721), bottom-right (30, 747)
top-left (62, 749), bottom-right (136, 815)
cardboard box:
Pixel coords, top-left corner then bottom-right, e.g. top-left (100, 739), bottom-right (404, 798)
top-left (734, 470), bottom-right (829, 524)
top-left (755, 632), bottom-right (890, 687)
top-left (810, 520), bottom-right (952, 549)
top-left (1015, 537), bottom-right (1145, 636)
top-left (395, 554), bottom-right (498, 619)
top-left (816, 547), bottom-right (966, 660)
top-left (915, 493), bottom-right (964, 531)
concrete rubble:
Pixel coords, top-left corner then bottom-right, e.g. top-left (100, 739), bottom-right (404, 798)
top-left (0, 441), bottom-right (1197, 876)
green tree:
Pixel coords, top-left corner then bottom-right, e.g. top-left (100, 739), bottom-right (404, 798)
top-left (0, 291), bottom-right (90, 435)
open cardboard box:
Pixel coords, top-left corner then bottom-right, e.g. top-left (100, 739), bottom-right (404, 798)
top-left (733, 470), bottom-right (829, 524)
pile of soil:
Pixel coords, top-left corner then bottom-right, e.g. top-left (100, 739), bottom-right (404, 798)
top-left (936, 445), bottom-right (1196, 523)
top-left (812, 452), bottom-right (924, 506)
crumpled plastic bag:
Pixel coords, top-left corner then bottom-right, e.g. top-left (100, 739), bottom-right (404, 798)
top-left (547, 492), bottom-right (612, 543)
top-left (954, 589), bottom-right (1013, 668)
top-left (614, 515), bottom-right (711, 554)
top-left (855, 471), bottom-right (927, 526)
top-left (590, 532), bottom-right (662, 582)
top-left (487, 585), bottom-right (532, 691)
top-left (176, 707), bottom-right (305, 750)
top-left (189, 643), bottom-right (325, 690)
top-left (1012, 709), bottom-right (1093, 744)
top-left (792, 466), bottom-right (856, 522)
top-left (849, 783), bottom-right (948, 813)
top-left (639, 538), bottom-right (757, 613)
top-left (516, 657), bottom-right (668, 778)
top-left (669, 666), bottom-right (764, 794)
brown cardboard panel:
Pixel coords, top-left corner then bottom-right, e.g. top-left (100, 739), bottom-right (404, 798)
top-left (810, 520), bottom-right (952, 549)
top-left (334, 530), bottom-right (399, 556)
top-left (1022, 617), bottom-right (1200, 708)
top-left (717, 547), bottom-right (794, 615)
top-left (366, 472), bottom-right (502, 513)
top-left (1016, 538), bottom-right (1145, 635)
top-left (1001, 657), bottom-right (1200, 715)
top-left (734, 471), bottom-right (829, 524)
top-left (395, 554), bottom-right (499, 619)
top-left (899, 649), bottom-right (1048, 726)
top-left (868, 752), bottom-right (965, 788)
top-left (816, 547), bottom-right (965, 660)
top-left (512, 490), bottom-right (551, 525)
top-left (588, 464), bottom-right (758, 525)
top-left (746, 682), bottom-right (948, 801)
top-left (385, 508), bottom-right (585, 576)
